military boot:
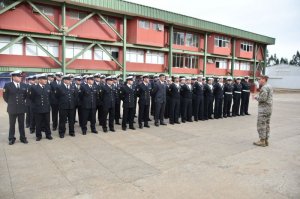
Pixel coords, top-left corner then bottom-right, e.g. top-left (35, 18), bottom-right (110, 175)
top-left (253, 139), bottom-right (266, 147)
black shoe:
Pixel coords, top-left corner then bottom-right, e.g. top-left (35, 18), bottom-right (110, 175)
top-left (115, 122), bottom-right (121, 125)
top-left (82, 131), bottom-right (87, 135)
top-left (59, 135), bottom-right (64, 138)
top-left (144, 125), bottom-right (150, 128)
top-left (91, 130), bottom-right (98, 134)
top-left (122, 127), bottom-right (127, 131)
top-left (182, 120), bottom-right (186, 123)
top-left (110, 128), bottom-right (115, 132)
top-left (160, 122), bottom-right (167, 125)
top-left (188, 120), bottom-right (193, 122)
top-left (236, 114), bottom-right (240, 116)
top-left (52, 127), bottom-right (57, 131)
top-left (46, 135), bottom-right (53, 140)
top-left (169, 122), bottom-right (174, 125)
top-left (148, 119), bottom-right (152, 121)
top-left (175, 121), bottom-right (181, 124)
top-left (9, 140), bottom-right (15, 145)
top-left (139, 124), bottom-right (143, 129)
top-left (69, 133), bottom-right (75, 137)
top-left (245, 113), bottom-right (251, 115)
top-left (36, 137), bottom-right (42, 141)
top-left (30, 130), bottom-right (35, 134)
top-left (129, 127), bottom-right (136, 130)
top-left (26, 125), bottom-right (30, 128)
top-left (20, 138), bottom-right (28, 144)
top-left (103, 128), bottom-right (108, 133)
top-left (155, 123), bottom-right (159, 127)
top-left (224, 116), bottom-right (227, 118)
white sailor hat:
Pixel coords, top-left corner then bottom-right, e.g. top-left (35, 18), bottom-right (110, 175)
top-left (55, 72), bottom-right (64, 77)
top-left (74, 76), bottom-right (82, 80)
top-left (10, 70), bottom-right (22, 77)
top-left (62, 74), bottom-right (71, 80)
top-left (86, 75), bottom-right (94, 80)
top-left (100, 75), bottom-right (106, 79)
top-left (105, 76), bottom-right (113, 81)
top-left (185, 77), bottom-right (191, 80)
top-left (126, 76), bottom-right (134, 81)
top-left (37, 73), bottom-right (48, 79)
top-left (142, 74), bottom-right (149, 78)
top-left (227, 76), bottom-right (233, 80)
top-left (47, 73), bottom-right (54, 77)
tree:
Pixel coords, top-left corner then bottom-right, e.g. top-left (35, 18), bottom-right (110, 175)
top-left (280, 57), bottom-right (288, 64)
top-left (289, 51), bottom-right (300, 66)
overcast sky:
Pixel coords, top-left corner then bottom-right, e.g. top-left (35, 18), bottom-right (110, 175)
top-left (125, 0), bottom-right (300, 60)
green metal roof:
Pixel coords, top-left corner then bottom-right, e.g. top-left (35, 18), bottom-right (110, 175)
top-left (57, 0), bottom-right (275, 45)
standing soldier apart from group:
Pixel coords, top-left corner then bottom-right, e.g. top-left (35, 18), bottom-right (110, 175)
top-left (4, 70), bottom-right (263, 146)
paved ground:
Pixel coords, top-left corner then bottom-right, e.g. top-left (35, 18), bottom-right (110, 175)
top-left (0, 93), bottom-right (299, 199)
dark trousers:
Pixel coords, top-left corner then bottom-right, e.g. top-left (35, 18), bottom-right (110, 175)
top-left (51, 104), bottom-right (59, 129)
top-left (192, 96), bottom-right (200, 121)
top-left (115, 102), bottom-right (121, 123)
top-left (223, 95), bottom-right (233, 116)
top-left (103, 107), bottom-right (115, 130)
top-left (240, 92), bottom-right (250, 115)
top-left (25, 106), bottom-right (31, 127)
top-left (164, 97), bottom-right (170, 119)
top-left (122, 107), bottom-right (135, 128)
top-left (59, 109), bottom-right (75, 135)
top-left (81, 108), bottom-right (96, 132)
top-left (98, 104), bottom-right (105, 126)
top-left (138, 104), bottom-right (150, 126)
top-left (232, 94), bottom-right (241, 116)
top-left (182, 98), bottom-right (192, 122)
top-left (154, 101), bottom-right (166, 123)
top-left (197, 97), bottom-right (204, 120)
top-left (169, 98), bottom-right (180, 123)
top-left (35, 112), bottom-right (51, 138)
top-left (29, 106), bottom-right (36, 132)
top-left (214, 97), bottom-right (223, 119)
top-left (74, 105), bottom-right (82, 127)
top-left (204, 97), bottom-right (214, 120)
top-left (150, 97), bottom-right (155, 116)
top-left (8, 113), bottom-right (26, 141)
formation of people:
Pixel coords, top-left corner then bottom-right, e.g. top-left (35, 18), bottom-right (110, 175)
top-left (3, 70), bottom-right (252, 145)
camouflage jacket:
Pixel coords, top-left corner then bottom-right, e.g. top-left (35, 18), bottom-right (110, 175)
top-left (256, 83), bottom-right (273, 113)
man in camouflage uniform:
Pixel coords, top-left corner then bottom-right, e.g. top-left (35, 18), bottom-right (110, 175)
top-left (254, 75), bottom-right (273, 147)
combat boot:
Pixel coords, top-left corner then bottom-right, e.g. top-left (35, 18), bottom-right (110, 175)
top-left (253, 139), bottom-right (266, 147)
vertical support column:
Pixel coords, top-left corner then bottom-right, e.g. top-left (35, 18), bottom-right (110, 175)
top-left (168, 25), bottom-right (173, 76)
top-left (61, 2), bottom-right (66, 74)
top-left (253, 43), bottom-right (257, 80)
top-left (231, 38), bottom-right (235, 77)
top-left (203, 33), bottom-right (208, 76)
top-left (263, 45), bottom-right (267, 75)
top-left (122, 15), bottom-right (127, 80)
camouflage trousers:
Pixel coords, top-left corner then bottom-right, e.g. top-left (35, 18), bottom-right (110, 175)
top-left (257, 112), bottom-right (271, 139)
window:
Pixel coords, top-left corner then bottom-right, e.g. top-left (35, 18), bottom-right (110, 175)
top-left (173, 53), bottom-right (198, 69)
top-left (100, 16), bottom-right (116, 27)
top-left (33, 5), bottom-right (54, 16)
top-left (126, 49), bottom-right (144, 63)
top-left (0, 36), bottom-right (23, 55)
top-left (146, 51), bottom-right (164, 64)
top-left (26, 39), bottom-right (58, 57)
top-left (66, 43), bottom-right (92, 60)
top-left (241, 41), bottom-right (253, 52)
top-left (234, 62), bottom-right (240, 70)
top-left (186, 33), bottom-right (199, 47)
top-left (68, 11), bottom-right (87, 20)
top-left (240, 62), bottom-right (250, 70)
top-left (215, 59), bottom-right (227, 69)
top-left (173, 31), bottom-right (185, 45)
top-left (94, 46), bottom-right (119, 61)
top-left (152, 23), bottom-right (164, 31)
top-left (0, 0), bottom-right (16, 9)
top-left (214, 36), bottom-right (229, 48)
top-left (139, 20), bottom-right (150, 29)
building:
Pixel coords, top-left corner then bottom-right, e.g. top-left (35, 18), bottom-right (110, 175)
top-left (0, 0), bottom-right (275, 81)
top-left (266, 64), bottom-right (300, 90)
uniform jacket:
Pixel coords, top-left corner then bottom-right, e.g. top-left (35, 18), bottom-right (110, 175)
top-left (29, 84), bottom-right (51, 113)
top-left (3, 82), bottom-right (27, 114)
top-left (55, 84), bottom-right (78, 110)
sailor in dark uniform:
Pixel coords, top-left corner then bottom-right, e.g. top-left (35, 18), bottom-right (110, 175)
top-left (192, 76), bottom-right (204, 121)
top-left (73, 76), bottom-right (82, 126)
top-left (204, 77), bottom-right (214, 120)
top-left (223, 76), bottom-right (234, 118)
top-left (240, 76), bottom-right (251, 116)
top-left (152, 74), bottom-right (167, 127)
top-left (232, 77), bottom-right (243, 117)
top-left (50, 72), bottom-right (63, 131)
top-left (213, 76), bottom-right (224, 119)
top-left (56, 75), bottom-right (78, 138)
top-left (80, 75), bottom-right (98, 135)
top-left (137, 74), bottom-right (151, 128)
top-left (120, 76), bottom-right (136, 131)
top-left (93, 73), bottom-right (103, 126)
top-left (3, 70), bottom-right (28, 145)
top-left (25, 75), bottom-right (34, 130)
top-left (29, 74), bottom-right (53, 141)
top-left (113, 75), bottom-right (122, 125)
top-left (181, 77), bottom-right (193, 122)
top-left (168, 75), bottom-right (181, 124)
top-left (98, 75), bottom-right (106, 126)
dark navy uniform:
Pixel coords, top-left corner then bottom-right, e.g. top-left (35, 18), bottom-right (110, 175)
top-left (56, 83), bottom-right (77, 137)
top-left (152, 80), bottom-right (167, 126)
top-left (223, 81), bottom-right (234, 117)
top-left (181, 83), bottom-right (193, 122)
top-left (25, 82), bottom-right (36, 133)
top-left (114, 82), bottom-right (122, 125)
top-left (94, 81), bottom-right (103, 126)
top-left (101, 83), bottom-right (116, 132)
top-left (50, 80), bottom-right (61, 130)
top-left (192, 81), bottom-right (204, 121)
top-left (3, 81), bottom-right (28, 144)
top-left (232, 82), bottom-right (243, 116)
top-left (168, 82), bottom-right (181, 124)
top-left (74, 82), bottom-right (82, 127)
top-left (80, 83), bottom-right (98, 134)
top-left (30, 83), bottom-right (52, 140)
top-left (137, 82), bottom-right (152, 128)
top-left (213, 82), bottom-right (224, 119)
top-left (204, 83), bottom-right (214, 120)
top-left (241, 80), bottom-right (251, 115)
top-left (120, 84), bottom-right (136, 130)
